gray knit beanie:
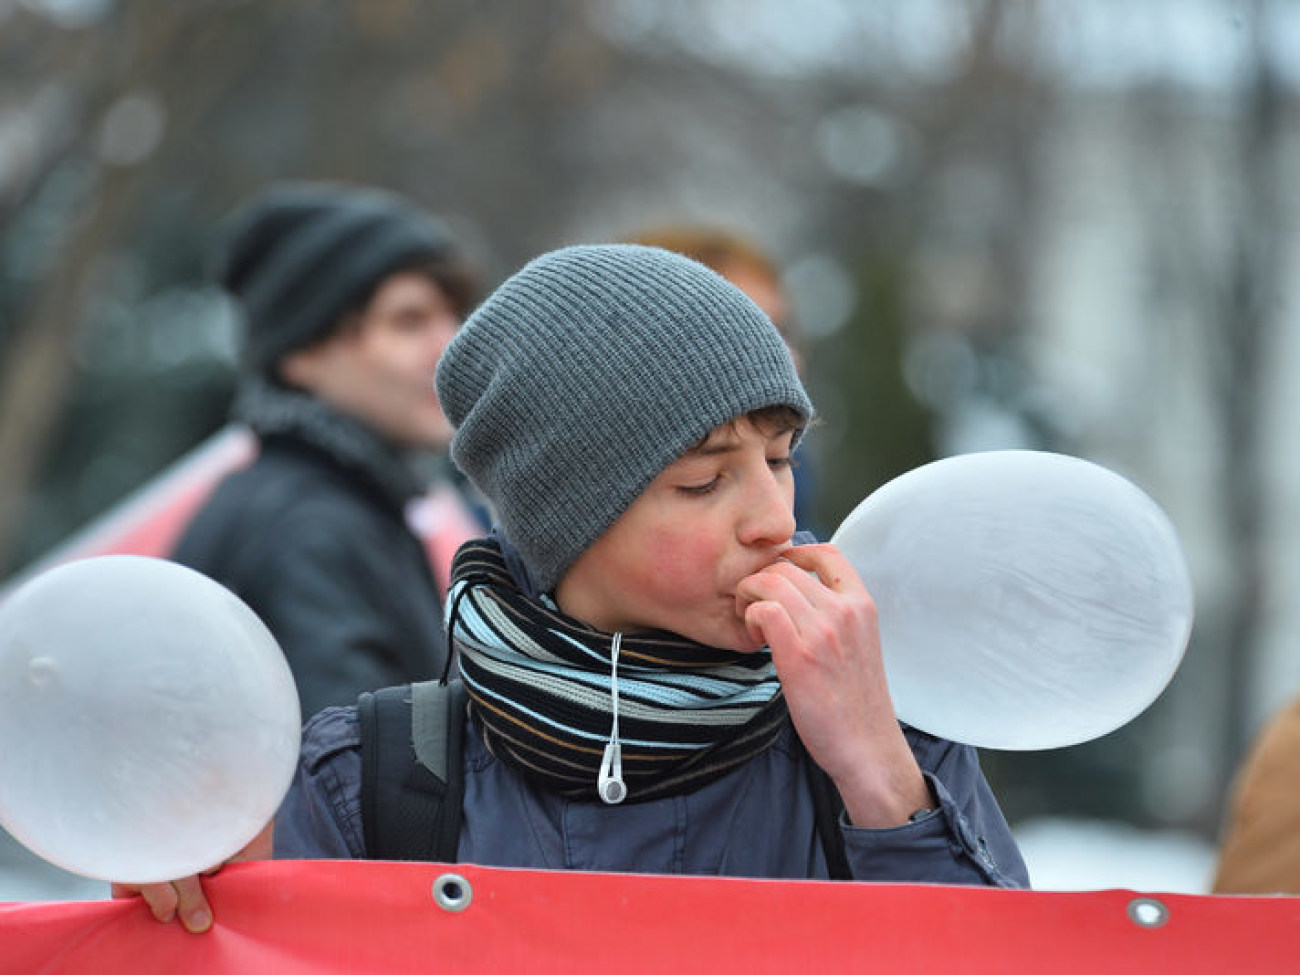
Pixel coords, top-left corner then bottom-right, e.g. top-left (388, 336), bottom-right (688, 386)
top-left (436, 243), bottom-right (814, 593)
top-left (215, 181), bottom-right (463, 375)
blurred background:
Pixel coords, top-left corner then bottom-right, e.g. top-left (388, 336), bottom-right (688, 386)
top-left (2, 0), bottom-right (1295, 898)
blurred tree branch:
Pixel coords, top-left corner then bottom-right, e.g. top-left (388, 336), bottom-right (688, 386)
top-left (1217, 0), bottom-right (1284, 774)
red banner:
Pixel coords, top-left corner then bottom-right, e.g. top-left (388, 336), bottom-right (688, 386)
top-left (2, 860), bottom-right (1297, 974)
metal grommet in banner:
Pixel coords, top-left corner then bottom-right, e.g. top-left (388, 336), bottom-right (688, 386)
top-left (1126, 896), bottom-right (1169, 929)
top-left (433, 872), bottom-right (472, 912)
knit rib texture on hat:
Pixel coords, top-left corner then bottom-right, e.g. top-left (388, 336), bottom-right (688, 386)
top-left (216, 182), bottom-right (458, 374)
top-left (436, 243), bottom-right (814, 593)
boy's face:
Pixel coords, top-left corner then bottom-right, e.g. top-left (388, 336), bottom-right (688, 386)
top-left (279, 270), bottom-right (460, 448)
top-left (555, 416), bottom-right (798, 650)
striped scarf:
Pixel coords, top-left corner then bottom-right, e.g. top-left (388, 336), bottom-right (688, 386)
top-left (448, 538), bottom-right (789, 803)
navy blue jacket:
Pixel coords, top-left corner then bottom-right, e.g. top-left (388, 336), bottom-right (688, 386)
top-left (274, 703), bottom-right (1028, 886)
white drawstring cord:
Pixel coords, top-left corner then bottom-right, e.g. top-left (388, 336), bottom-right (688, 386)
top-left (597, 632), bottom-right (627, 804)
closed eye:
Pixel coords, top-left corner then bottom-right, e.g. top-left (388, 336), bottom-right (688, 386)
top-left (678, 477), bottom-right (721, 496)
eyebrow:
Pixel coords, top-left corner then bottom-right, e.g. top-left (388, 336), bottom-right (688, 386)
top-left (683, 424), bottom-right (797, 458)
top-left (685, 437), bottom-right (742, 459)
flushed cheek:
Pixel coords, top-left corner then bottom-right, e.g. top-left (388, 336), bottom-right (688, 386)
top-left (641, 531), bottom-right (724, 593)
top-left (655, 544), bottom-right (756, 644)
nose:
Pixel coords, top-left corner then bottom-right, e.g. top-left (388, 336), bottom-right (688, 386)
top-left (737, 467), bottom-right (796, 548)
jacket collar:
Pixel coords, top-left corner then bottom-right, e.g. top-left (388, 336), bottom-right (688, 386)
top-left (232, 377), bottom-right (425, 511)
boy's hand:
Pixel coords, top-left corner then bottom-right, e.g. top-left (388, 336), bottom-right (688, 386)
top-left (110, 820), bottom-right (274, 934)
top-left (111, 873), bottom-right (217, 934)
top-left (736, 543), bottom-right (931, 828)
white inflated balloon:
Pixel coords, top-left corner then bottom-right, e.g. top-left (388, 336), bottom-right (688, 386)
top-left (831, 451), bottom-right (1194, 750)
top-left (0, 555), bottom-right (300, 883)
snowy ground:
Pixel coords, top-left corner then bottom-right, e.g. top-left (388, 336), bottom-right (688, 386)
top-left (1, 817), bottom-right (1219, 903)
top-left (0, 828), bottom-right (108, 903)
top-left (1012, 817), bottom-right (1219, 894)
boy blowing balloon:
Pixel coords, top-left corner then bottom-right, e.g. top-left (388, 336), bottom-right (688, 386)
top-left (117, 243), bottom-right (1027, 933)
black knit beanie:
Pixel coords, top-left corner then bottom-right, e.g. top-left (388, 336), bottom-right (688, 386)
top-left (215, 182), bottom-right (460, 374)
top-left (436, 243), bottom-right (814, 593)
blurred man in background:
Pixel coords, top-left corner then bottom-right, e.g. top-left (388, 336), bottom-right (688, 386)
top-left (172, 181), bottom-right (482, 716)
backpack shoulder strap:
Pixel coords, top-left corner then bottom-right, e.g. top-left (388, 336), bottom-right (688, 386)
top-left (358, 679), bottom-right (469, 862)
top-left (800, 736), bottom-right (852, 880)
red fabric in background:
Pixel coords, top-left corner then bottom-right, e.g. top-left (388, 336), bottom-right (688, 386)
top-left (0, 427), bottom-right (256, 598)
top-left (2, 424), bottom-right (478, 600)
top-left (2, 860), bottom-right (1297, 974)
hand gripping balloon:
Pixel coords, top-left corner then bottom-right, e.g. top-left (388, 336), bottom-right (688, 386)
top-left (0, 555), bottom-right (300, 883)
top-left (831, 451), bottom-right (1194, 751)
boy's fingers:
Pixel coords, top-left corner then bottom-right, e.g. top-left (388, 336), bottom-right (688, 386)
top-left (742, 597), bottom-right (767, 645)
top-left (745, 600), bottom-right (800, 657)
top-left (113, 877), bottom-right (213, 933)
top-left (739, 562), bottom-right (828, 630)
top-left (171, 875), bottom-right (213, 933)
top-left (108, 832), bottom-right (268, 936)
top-left (739, 560), bottom-right (815, 605)
top-left (778, 543), bottom-right (859, 592)
top-left (124, 881), bottom-right (180, 924)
